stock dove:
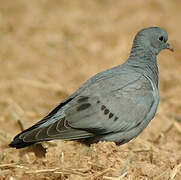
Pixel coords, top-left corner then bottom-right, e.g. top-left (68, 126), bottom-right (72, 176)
top-left (9, 27), bottom-right (173, 148)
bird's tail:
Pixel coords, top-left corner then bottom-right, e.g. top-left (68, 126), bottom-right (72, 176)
top-left (9, 116), bottom-right (94, 149)
top-left (9, 98), bottom-right (79, 149)
top-left (9, 135), bottom-right (38, 148)
top-left (9, 120), bottom-right (53, 148)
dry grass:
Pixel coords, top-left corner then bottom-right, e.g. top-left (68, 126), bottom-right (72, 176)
top-left (0, 0), bottom-right (181, 179)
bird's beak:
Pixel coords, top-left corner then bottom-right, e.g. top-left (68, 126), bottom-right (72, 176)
top-left (166, 42), bottom-right (174, 52)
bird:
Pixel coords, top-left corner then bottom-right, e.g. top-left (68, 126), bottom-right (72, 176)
top-left (9, 27), bottom-right (173, 149)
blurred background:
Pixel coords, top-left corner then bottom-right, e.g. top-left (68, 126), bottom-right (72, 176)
top-left (0, 0), bottom-right (181, 179)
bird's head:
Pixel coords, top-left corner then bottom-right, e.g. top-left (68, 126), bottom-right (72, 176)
top-left (132, 27), bottom-right (173, 55)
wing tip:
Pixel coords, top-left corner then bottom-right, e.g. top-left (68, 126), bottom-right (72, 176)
top-left (9, 135), bottom-right (36, 149)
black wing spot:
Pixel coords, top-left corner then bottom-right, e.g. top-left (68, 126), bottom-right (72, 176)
top-left (114, 116), bottom-right (118, 122)
top-left (97, 100), bottom-right (100, 104)
top-left (77, 103), bottom-right (91, 111)
top-left (101, 105), bottom-right (106, 110)
top-left (109, 113), bottom-right (114, 119)
top-left (78, 96), bottom-right (89, 103)
top-left (100, 104), bottom-right (115, 120)
top-left (104, 109), bottom-right (109, 115)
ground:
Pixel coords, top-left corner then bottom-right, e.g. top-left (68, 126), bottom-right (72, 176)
top-left (0, 0), bottom-right (181, 179)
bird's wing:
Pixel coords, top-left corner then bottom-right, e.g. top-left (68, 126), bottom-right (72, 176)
top-left (65, 74), bottom-right (155, 134)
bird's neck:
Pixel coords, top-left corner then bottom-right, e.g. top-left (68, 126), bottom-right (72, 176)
top-left (125, 46), bottom-right (159, 87)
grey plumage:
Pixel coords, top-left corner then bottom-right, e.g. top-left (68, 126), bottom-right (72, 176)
top-left (9, 27), bottom-right (173, 148)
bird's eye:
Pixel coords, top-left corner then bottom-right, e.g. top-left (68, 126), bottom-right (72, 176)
top-left (159, 36), bottom-right (164, 42)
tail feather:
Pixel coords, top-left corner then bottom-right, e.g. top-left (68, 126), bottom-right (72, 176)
top-left (9, 97), bottom-right (77, 149)
top-left (9, 136), bottom-right (38, 148)
top-left (9, 117), bottom-right (94, 149)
